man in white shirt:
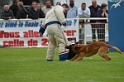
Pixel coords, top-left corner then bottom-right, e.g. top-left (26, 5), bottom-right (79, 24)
top-left (78, 3), bottom-right (91, 43)
top-left (42, 0), bottom-right (53, 15)
top-left (67, 0), bottom-right (78, 18)
top-left (78, 3), bottom-right (90, 18)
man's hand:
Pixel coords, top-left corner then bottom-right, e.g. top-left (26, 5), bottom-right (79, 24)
top-left (102, 12), bottom-right (105, 17)
top-left (9, 17), bottom-right (12, 19)
top-left (39, 25), bottom-right (45, 36)
top-left (39, 33), bottom-right (43, 37)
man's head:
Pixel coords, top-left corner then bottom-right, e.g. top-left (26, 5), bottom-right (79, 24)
top-left (13, 0), bottom-right (19, 5)
top-left (62, 3), bottom-right (69, 13)
top-left (92, 0), bottom-right (97, 7)
top-left (4, 5), bottom-right (9, 11)
top-left (56, 2), bottom-right (61, 6)
top-left (46, 0), bottom-right (52, 8)
top-left (37, 3), bottom-right (42, 10)
top-left (69, 0), bottom-right (74, 7)
top-left (32, 1), bottom-right (37, 9)
top-left (81, 3), bottom-right (86, 10)
top-left (18, 1), bottom-right (23, 8)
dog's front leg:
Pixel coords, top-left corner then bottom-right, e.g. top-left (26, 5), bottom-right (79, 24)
top-left (75, 52), bottom-right (84, 61)
top-left (70, 54), bottom-right (79, 61)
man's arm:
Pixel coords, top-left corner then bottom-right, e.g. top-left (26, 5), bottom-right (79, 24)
top-left (77, 8), bottom-right (82, 15)
top-left (54, 6), bottom-right (66, 24)
top-left (10, 10), bottom-right (14, 18)
top-left (1, 12), bottom-right (9, 20)
top-left (83, 8), bottom-right (90, 18)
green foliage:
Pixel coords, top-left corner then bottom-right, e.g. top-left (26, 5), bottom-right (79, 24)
top-left (0, 48), bottom-right (124, 82)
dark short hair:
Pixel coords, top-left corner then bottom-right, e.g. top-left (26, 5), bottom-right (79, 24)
top-left (81, 2), bottom-right (86, 6)
top-left (46, 0), bottom-right (51, 2)
top-left (101, 3), bottom-right (107, 9)
top-left (32, 1), bottom-right (37, 4)
top-left (62, 3), bottom-right (69, 8)
top-left (13, 0), bottom-right (18, 5)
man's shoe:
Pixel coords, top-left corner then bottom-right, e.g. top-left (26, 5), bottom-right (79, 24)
top-left (47, 59), bottom-right (53, 61)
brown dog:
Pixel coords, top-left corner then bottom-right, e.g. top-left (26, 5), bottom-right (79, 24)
top-left (70, 42), bottom-right (121, 61)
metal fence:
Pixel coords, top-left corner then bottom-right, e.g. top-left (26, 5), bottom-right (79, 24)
top-left (78, 18), bottom-right (108, 44)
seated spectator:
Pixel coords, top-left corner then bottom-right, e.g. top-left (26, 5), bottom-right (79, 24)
top-left (67, 0), bottom-right (78, 18)
top-left (37, 3), bottom-right (45, 18)
top-left (16, 1), bottom-right (27, 19)
top-left (78, 3), bottom-right (90, 18)
top-left (10, 0), bottom-right (19, 17)
top-left (42, 0), bottom-right (53, 15)
top-left (96, 3), bottom-right (108, 42)
top-left (28, 1), bottom-right (39, 19)
top-left (1, 5), bottom-right (14, 20)
top-left (62, 3), bottom-right (69, 18)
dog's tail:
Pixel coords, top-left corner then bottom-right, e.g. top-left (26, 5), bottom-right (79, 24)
top-left (108, 45), bottom-right (122, 54)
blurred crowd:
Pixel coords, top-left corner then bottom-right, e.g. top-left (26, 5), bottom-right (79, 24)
top-left (0, 0), bottom-right (108, 42)
top-left (0, 0), bottom-right (108, 20)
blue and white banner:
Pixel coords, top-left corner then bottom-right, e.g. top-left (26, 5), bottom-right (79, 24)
top-left (0, 19), bottom-right (79, 47)
top-left (108, 0), bottom-right (124, 51)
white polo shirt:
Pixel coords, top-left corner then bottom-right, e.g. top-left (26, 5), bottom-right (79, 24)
top-left (78, 7), bottom-right (91, 17)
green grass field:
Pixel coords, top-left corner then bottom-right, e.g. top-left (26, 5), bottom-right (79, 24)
top-left (0, 48), bottom-right (124, 82)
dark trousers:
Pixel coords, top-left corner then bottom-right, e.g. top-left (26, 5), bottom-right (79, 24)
top-left (91, 24), bottom-right (105, 42)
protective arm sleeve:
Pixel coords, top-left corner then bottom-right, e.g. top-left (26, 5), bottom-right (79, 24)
top-left (54, 6), bottom-right (66, 24)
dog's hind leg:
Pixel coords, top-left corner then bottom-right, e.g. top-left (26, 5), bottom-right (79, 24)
top-left (98, 47), bottom-right (111, 61)
top-left (70, 54), bottom-right (79, 61)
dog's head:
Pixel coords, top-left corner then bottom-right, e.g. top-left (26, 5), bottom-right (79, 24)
top-left (71, 42), bottom-right (80, 51)
top-left (65, 42), bottom-right (80, 53)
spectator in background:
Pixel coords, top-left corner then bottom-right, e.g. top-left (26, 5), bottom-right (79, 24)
top-left (28, 1), bottom-right (39, 19)
top-left (56, 2), bottom-right (61, 5)
top-left (10, 0), bottom-right (19, 17)
top-left (78, 3), bottom-right (91, 43)
top-left (62, 3), bottom-right (69, 18)
top-left (67, 0), bottom-right (78, 18)
top-left (0, 6), bottom-right (3, 18)
top-left (78, 3), bottom-right (90, 18)
top-left (89, 0), bottom-right (101, 42)
top-left (16, 1), bottom-right (27, 19)
top-left (1, 5), bottom-right (14, 20)
top-left (97, 3), bottom-right (108, 42)
top-left (42, 0), bottom-right (53, 15)
top-left (37, 3), bottom-right (45, 18)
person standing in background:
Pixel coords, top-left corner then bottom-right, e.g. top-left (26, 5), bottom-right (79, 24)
top-left (78, 3), bottom-right (91, 43)
top-left (97, 3), bottom-right (108, 42)
top-left (37, 3), bottom-right (45, 18)
top-left (89, 0), bottom-right (101, 42)
top-left (67, 0), bottom-right (78, 18)
top-left (78, 3), bottom-right (90, 18)
top-left (1, 5), bottom-right (14, 20)
top-left (42, 0), bottom-right (53, 15)
top-left (10, 0), bottom-right (19, 17)
top-left (28, 1), bottom-right (39, 19)
top-left (16, 1), bottom-right (27, 19)
top-left (62, 3), bottom-right (69, 18)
